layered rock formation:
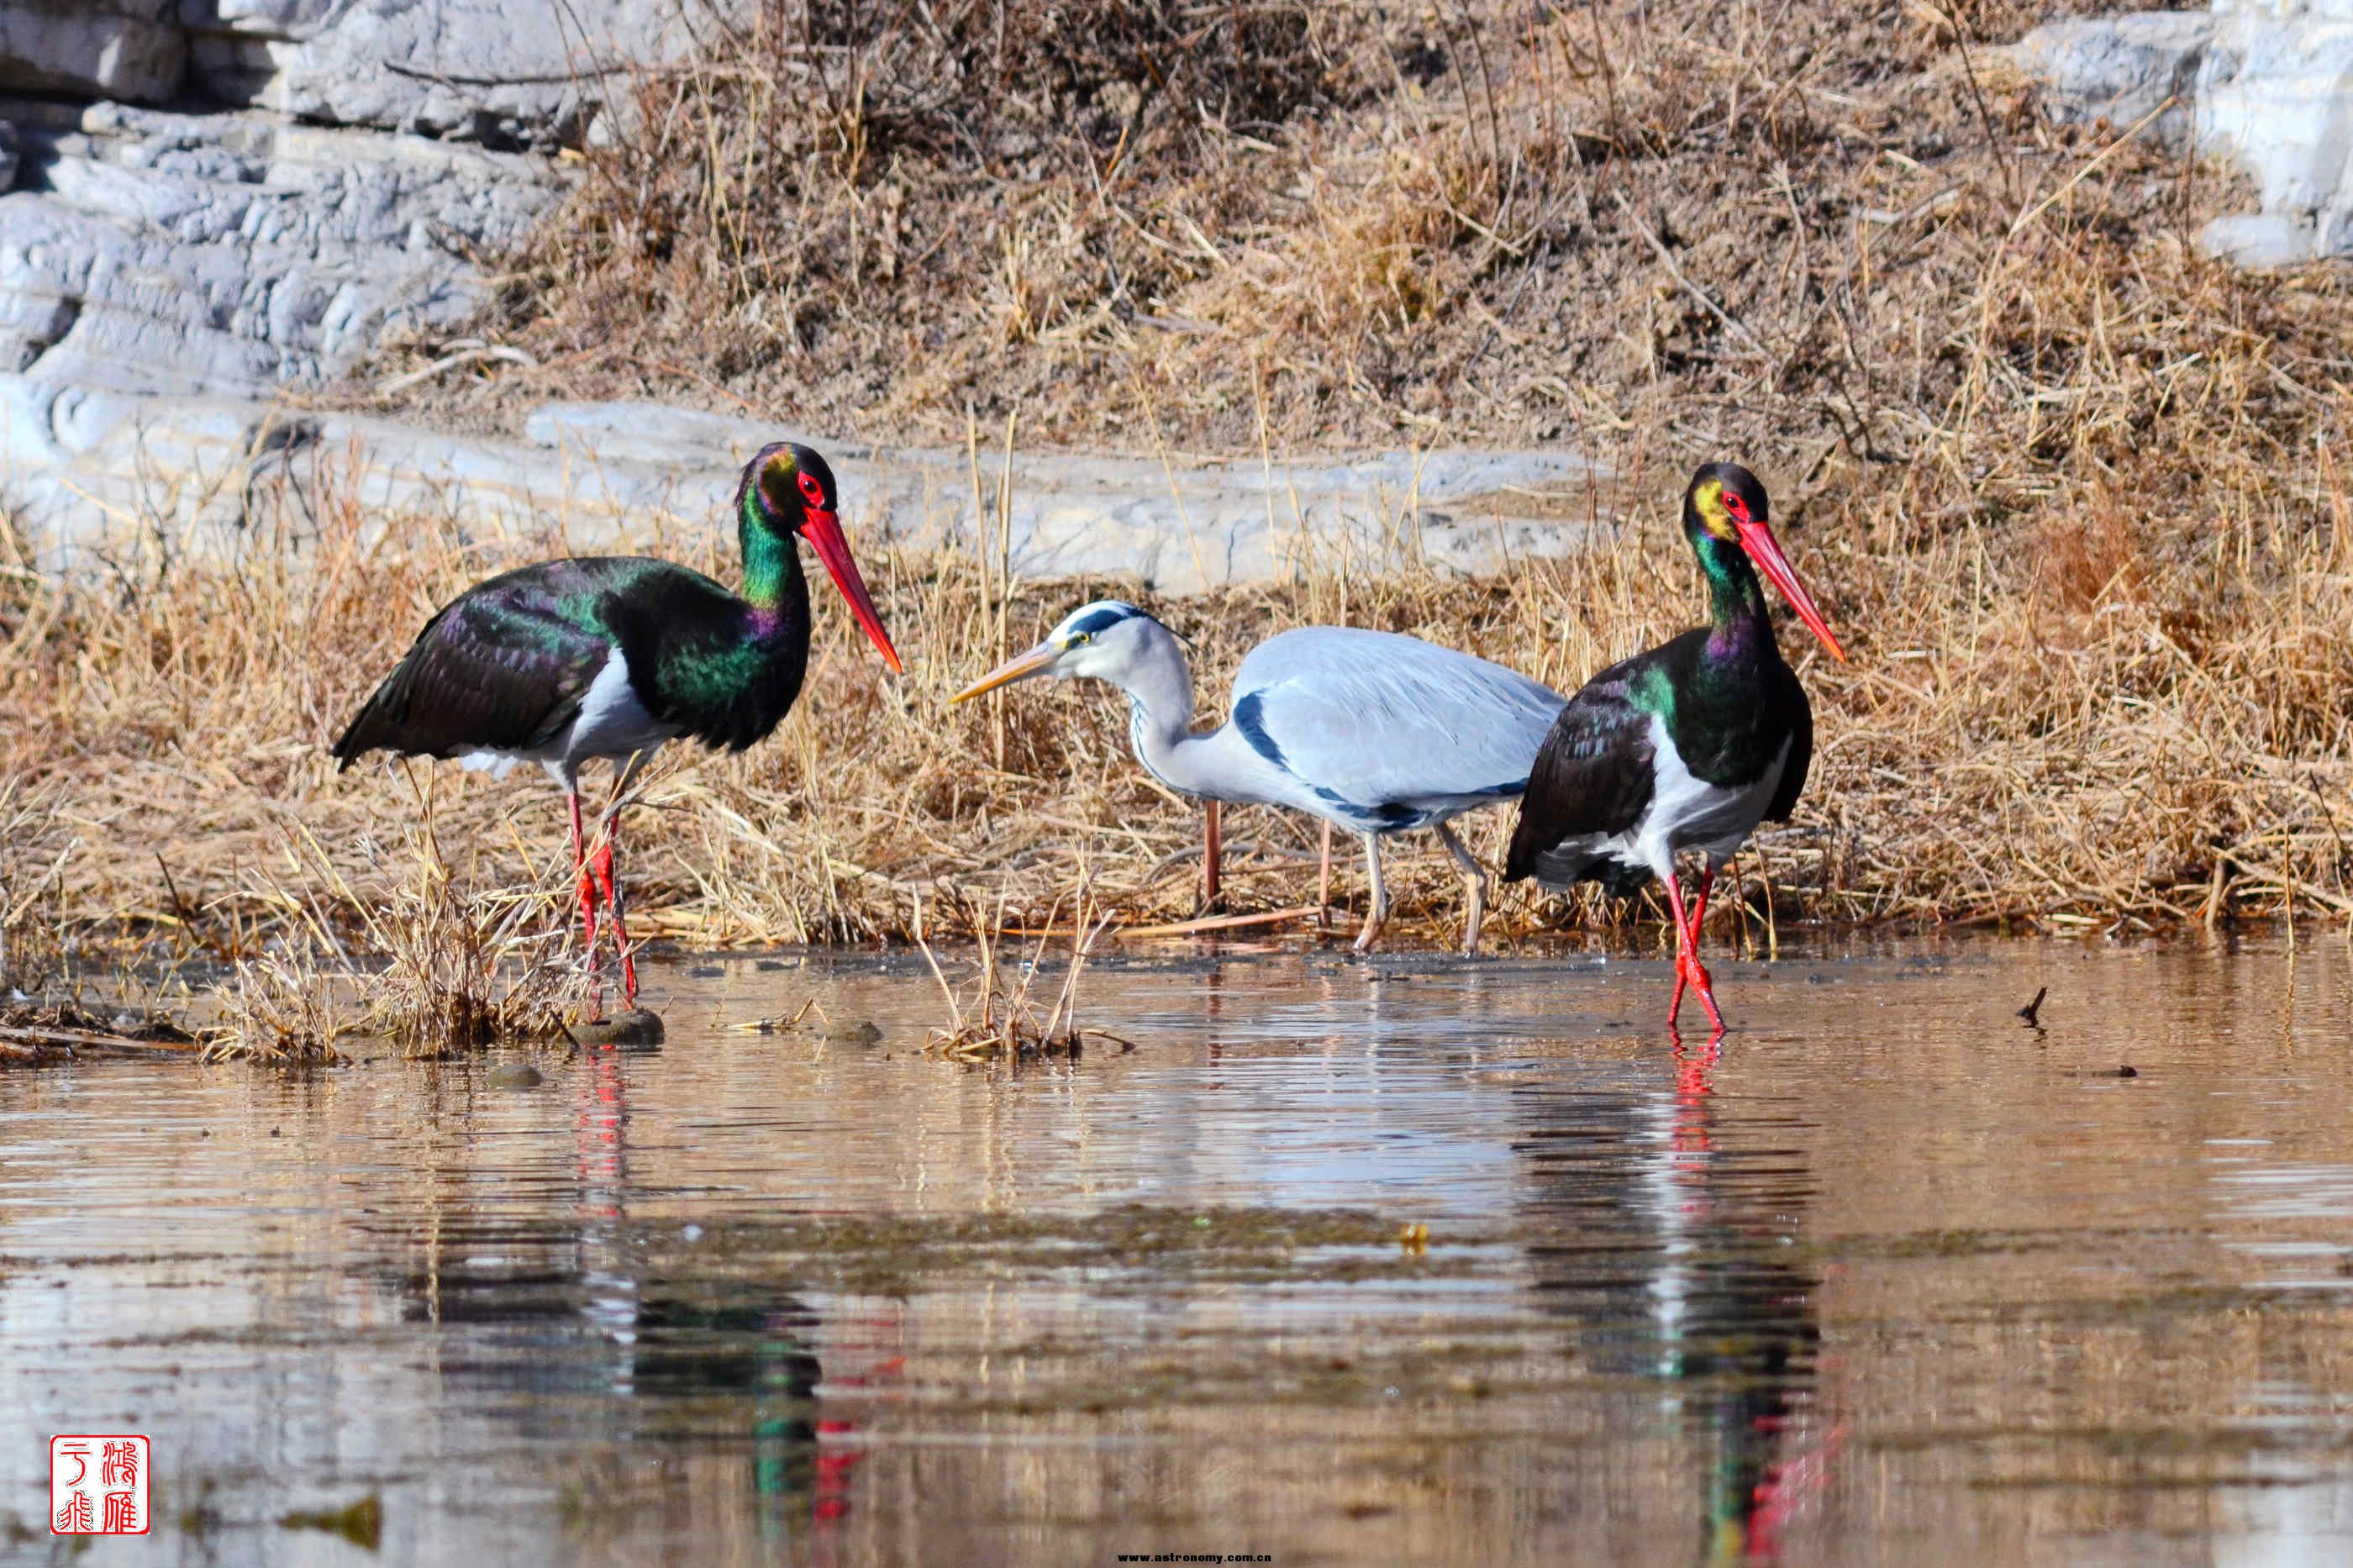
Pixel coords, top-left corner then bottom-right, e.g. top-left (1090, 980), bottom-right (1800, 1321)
top-left (0, 2), bottom-right (721, 398)
top-left (0, 99), bottom-right (555, 393)
top-left (2018, 0), bottom-right (2353, 266)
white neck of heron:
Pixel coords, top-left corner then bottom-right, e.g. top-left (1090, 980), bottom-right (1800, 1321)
top-left (1108, 629), bottom-right (1220, 797)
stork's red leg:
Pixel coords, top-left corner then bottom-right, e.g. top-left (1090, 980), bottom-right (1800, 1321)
top-left (1666, 876), bottom-right (1689, 1026)
top-left (1661, 875), bottom-right (1724, 1032)
top-left (1680, 866), bottom-right (1722, 1031)
top-left (592, 812), bottom-right (636, 1010)
top-left (1684, 866), bottom-right (1716, 950)
top-left (567, 791), bottom-right (600, 949)
top-left (568, 790), bottom-right (605, 1019)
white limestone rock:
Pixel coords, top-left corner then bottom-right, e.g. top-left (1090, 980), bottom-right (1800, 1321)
top-left (2018, 1), bottom-right (2353, 263)
top-left (0, 99), bottom-right (563, 393)
top-left (1, 387), bottom-right (1609, 595)
top-left (183, 0), bottom-right (730, 150)
top-left (2198, 0), bottom-right (2353, 261)
top-left (0, 1), bottom-right (186, 103)
top-left (2011, 13), bottom-right (2211, 147)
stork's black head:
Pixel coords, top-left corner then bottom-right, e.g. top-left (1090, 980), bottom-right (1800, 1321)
top-left (1682, 462), bottom-right (1771, 545)
top-left (733, 440), bottom-right (901, 672)
top-left (1682, 462), bottom-right (1845, 661)
top-left (742, 442), bottom-right (840, 535)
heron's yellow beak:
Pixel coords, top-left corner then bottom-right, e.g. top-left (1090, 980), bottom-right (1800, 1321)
top-left (949, 640), bottom-right (1061, 703)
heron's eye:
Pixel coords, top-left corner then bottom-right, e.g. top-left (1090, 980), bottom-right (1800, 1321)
top-left (1068, 632), bottom-right (1091, 647)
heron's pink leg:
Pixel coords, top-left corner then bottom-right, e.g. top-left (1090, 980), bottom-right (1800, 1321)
top-left (1318, 822), bottom-right (1333, 929)
top-left (1203, 800), bottom-right (1222, 912)
top-left (591, 811), bottom-right (635, 1011)
top-left (568, 790), bottom-right (605, 1019)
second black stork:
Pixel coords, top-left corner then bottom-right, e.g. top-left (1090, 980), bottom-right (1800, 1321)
top-left (1504, 463), bottom-right (1845, 1031)
top-left (332, 442), bottom-right (903, 1015)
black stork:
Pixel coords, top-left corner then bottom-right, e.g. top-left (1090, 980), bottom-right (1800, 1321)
top-left (331, 442), bottom-right (903, 1014)
top-left (1504, 463), bottom-right (1845, 1030)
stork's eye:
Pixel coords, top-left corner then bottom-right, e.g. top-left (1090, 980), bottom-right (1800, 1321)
top-left (797, 471), bottom-right (826, 507)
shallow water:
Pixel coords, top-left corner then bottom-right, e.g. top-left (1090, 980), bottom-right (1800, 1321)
top-left (4, 937), bottom-right (2352, 1566)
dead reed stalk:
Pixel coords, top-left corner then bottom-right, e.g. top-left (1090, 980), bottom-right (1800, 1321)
top-left (355, 790), bottom-right (576, 1057)
top-left (204, 939), bottom-right (356, 1065)
top-left (917, 888), bottom-right (1116, 1060)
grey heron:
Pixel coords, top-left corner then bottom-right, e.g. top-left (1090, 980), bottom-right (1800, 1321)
top-left (950, 601), bottom-right (1566, 953)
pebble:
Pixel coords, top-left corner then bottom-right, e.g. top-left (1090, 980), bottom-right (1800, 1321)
top-left (487, 1062), bottom-right (544, 1089)
top-left (575, 1010), bottom-right (666, 1050)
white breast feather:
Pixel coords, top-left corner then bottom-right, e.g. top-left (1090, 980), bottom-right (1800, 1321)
top-left (453, 649), bottom-right (676, 783)
top-left (1624, 714), bottom-right (1789, 874)
top-left (567, 649), bottom-right (675, 763)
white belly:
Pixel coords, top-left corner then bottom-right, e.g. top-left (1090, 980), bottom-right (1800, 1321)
top-left (1595, 715), bottom-right (1787, 879)
top-left (458, 649), bottom-right (680, 785)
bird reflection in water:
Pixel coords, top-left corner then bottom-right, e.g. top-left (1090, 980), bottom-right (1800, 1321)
top-left (1516, 1029), bottom-right (1839, 1564)
top-left (388, 1049), bottom-right (903, 1556)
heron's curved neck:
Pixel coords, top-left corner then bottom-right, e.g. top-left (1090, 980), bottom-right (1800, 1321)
top-left (1110, 633), bottom-right (1217, 795)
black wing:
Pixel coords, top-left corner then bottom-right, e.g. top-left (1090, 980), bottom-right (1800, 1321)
top-left (1503, 646), bottom-right (1664, 886)
top-left (331, 560), bottom-right (628, 768)
top-left (1763, 663), bottom-right (1813, 822)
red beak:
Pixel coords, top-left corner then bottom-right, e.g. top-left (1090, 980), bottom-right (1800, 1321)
top-left (1735, 519), bottom-right (1846, 662)
top-left (799, 508), bottom-right (903, 672)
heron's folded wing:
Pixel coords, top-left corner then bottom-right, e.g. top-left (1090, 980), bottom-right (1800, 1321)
top-left (1235, 630), bottom-right (1566, 808)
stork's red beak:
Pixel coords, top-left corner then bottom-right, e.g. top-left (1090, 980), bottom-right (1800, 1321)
top-left (799, 507), bottom-right (903, 672)
top-left (1734, 518), bottom-right (1846, 662)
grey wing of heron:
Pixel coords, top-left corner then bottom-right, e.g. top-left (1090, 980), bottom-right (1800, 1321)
top-left (1230, 627), bottom-right (1567, 821)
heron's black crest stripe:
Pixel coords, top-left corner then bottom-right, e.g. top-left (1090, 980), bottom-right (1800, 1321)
top-left (1232, 691), bottom-right (1288, 770)
top-left (1068, 604), bottom-right (1137, 639)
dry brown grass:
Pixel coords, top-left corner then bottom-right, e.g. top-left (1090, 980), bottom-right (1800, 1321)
top-left (0, 775), bottom-right (72, 992)
top-left (354, 0), bottom-right (2351, 476)
top-left (195, 800), bottom-right (574, 1060)
top-left (204, 940), bottom-right (356, 1065)
top-left (0, 996), bottom-right (200, 1066)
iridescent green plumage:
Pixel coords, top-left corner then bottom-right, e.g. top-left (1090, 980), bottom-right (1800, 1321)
top-left (332, 445), bottom-right (848, 768)
top-left (332, 440), bottom-right (900, 1018)
top-left (1506, 462), bottom-right (1841, 1028)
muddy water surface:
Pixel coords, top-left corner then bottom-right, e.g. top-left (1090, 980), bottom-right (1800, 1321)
top-left (3, 939), bottom-right (2352, 1566)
